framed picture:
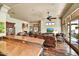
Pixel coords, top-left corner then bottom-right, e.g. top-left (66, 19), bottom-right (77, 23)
top-left (0, 22), bottom-right (5, 33)
top-left (47, 28), bottom-right (54, 33)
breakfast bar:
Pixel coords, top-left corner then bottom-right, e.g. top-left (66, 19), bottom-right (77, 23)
top-left (4, 35), bottom-right (44, 45)
top-left (0, 35), bottom-right (45, 56)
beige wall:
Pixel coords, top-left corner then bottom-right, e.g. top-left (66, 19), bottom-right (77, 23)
top-left (6, 14), bottom-right (30, 35)
top-left (41, 18), bottom-right (61, 33)
top-left (0, 5), bottom-right (10, 37)
top-left (0, 4), bottom-right (30, 36)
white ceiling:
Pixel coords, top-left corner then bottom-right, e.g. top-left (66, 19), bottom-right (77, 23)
top-left (4, 3), bottom-right (66, 22)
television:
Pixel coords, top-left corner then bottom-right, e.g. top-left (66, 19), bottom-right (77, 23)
top-left (47, 28), bottom-right (54, 32)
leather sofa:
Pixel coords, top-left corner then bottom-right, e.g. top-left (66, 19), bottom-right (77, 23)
top-left (34, 34), bottom-right (56, 48)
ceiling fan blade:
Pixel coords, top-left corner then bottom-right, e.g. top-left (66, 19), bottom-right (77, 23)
top-left (51, 17), bottom-right (56, 19)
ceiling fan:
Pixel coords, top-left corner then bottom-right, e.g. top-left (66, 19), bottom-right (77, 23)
top-left (46, 12), bottom-right (56, 21)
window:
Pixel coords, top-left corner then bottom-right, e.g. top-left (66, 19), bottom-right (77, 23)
top-left (46, 22), bottom-right (55, 26)
top-left (67, 19), bottom-right (79, 51)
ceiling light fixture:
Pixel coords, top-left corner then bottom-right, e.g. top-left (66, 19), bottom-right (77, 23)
top-left (46, 12), bottom-right (51, 21)
top-left (46, 11), bottom-right (56, 21)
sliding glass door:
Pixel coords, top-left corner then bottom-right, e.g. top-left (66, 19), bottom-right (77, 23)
top-left (70, 20), bottom-right (79, 49)
top-left (67, 19), bottom-right (79, 55)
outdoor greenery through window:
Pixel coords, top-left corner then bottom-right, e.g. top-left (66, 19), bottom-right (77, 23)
top-left (68, 20), bottom-right (79, 49)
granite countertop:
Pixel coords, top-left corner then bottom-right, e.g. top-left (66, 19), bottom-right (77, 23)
top-left (0, 40), bottom-right (43, 56)
top-left (4, 35), bottom-right (45, 45)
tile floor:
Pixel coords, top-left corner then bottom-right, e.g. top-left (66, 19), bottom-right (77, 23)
top-left (43, 41), bottom-right (67, 56)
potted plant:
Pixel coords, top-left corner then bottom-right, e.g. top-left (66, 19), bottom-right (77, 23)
top-left (75, 26), bottom-right (79, 44)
